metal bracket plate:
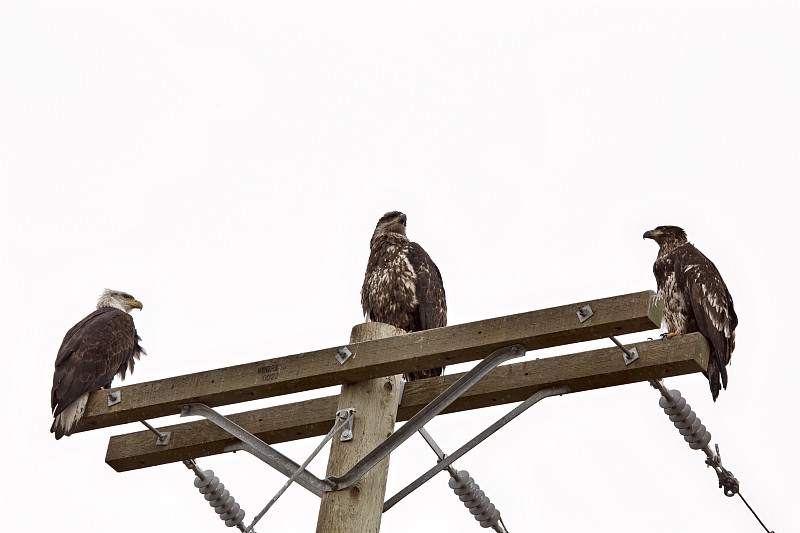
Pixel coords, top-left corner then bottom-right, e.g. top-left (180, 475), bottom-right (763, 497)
top-left (155, 431), bottom-right (171, 446)
top-left (337, 408), bottom-right (356, 442)
top-left (577, 305), bottom-right (593, 323)
top-left (336, 347), bottom-right (352, 365)
top-left (108, 391), bottom-right (121, 406)
top-left (623, 346), bottom-right (639, 365)
top-left (141, 420), bottom-right (171, 447)
top-left (609, 335), bottom-right (639, 365)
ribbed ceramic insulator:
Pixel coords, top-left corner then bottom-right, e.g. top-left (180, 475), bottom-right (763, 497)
top-left (193, 469), bottom-right (246, 528)
top-left (659, 389), bottom-right (712, 451)
top-left (448, 470), bottom-right (502, 528)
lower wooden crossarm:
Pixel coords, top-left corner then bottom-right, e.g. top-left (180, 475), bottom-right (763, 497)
top-left (106, 333), bottom-right (708, 472)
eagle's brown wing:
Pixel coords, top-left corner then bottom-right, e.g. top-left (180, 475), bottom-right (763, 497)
top-left (406, 242), bottom-right (446, 380)
top-left (408, 242), bottom-right (447, 331)
top-left (675, 245), bottom-right (737, 401)
top-left (51, 308), bottom-right (140, 417)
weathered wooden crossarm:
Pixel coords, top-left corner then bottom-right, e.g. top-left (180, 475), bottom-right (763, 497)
top-left (78, 290), bottom-right (661, 433)
top-left (106, 332), bottom-right (708, 472)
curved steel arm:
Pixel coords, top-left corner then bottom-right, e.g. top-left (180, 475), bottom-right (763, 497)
top-left (180, 403), bottom-right (335, 496)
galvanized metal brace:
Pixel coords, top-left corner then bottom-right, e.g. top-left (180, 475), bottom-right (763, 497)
top-left (180, 403), bottom-right (335, 496)
top-left (180, 343), bottom-right (529, 495)
top-left (244, 408), bottom-right (358, 532)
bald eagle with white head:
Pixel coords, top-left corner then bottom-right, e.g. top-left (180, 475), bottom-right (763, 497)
top-left (362, 211), bottom-right (447, 381)
top-left (50, 289), bottom-right (145, 439)
top-left (644, 226), bottom-right (737, 401)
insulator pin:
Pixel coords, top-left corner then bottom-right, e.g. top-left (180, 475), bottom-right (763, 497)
top-left (448, 470), bottom-right (502, 529)
top-left (659, 390), bottom-right (712, 450)
top-left (193, 468), bottom-right (246, 528)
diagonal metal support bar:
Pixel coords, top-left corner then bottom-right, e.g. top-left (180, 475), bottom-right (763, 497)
top-left (245, 408), bottom-right (355, 532)
top-left (609, 335), bottom-right (639, 365)
top-left (417, 428), bottom-right (508, 533)
top-left (180, 403), bottom-right (335, 496)
top-left (383, 384), bottom-right (570, 512)
top-left (326, 344), bottom-right (528, 491)
top-left (417, 427), bottom-right (450, 466)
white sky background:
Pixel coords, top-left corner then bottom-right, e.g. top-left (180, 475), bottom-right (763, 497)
top-left (1, 1), bottom-right (798, 531)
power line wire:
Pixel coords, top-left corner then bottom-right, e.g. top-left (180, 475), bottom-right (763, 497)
top-left (737, 492), bottom-right (775, 533)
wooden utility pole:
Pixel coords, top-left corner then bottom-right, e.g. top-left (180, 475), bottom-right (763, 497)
top-left (316, 322), bottom-right (405, 533)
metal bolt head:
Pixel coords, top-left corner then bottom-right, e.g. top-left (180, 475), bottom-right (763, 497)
top-left (577, 305), bottom-right (594, 323)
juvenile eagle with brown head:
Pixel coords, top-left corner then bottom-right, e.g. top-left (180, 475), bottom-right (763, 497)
top-left (362, 211), bottom-right (447, 381)
top-left (644, 226), bottom-right (737, 401)
top-left (50, 289), bottom-right (146, 439)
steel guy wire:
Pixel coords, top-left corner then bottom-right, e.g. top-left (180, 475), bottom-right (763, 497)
top-left (244, 407), bottom-right (355, 533)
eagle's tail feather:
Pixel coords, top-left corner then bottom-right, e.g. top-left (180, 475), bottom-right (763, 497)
top-left (707, 352), bottom-right (728, 402)
top-left (51, 392), bottom-right (89, 440)
top-left (404, 367), bottom-right (445, 382)
top-left (720, 362), bottom-right (729, 390)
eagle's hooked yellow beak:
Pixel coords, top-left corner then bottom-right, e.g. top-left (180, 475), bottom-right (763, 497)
top-left (643, 229), bottom-right (657, 240)
top-left (129, 299), bottom-right (143, 310)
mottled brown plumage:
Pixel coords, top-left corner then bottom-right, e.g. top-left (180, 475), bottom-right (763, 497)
top-left (362, 211), bottom-right (447, 381)
top-left (644, 226), bottom-right (737, 401)
top-left (50, 289), bottom-right (145, 439)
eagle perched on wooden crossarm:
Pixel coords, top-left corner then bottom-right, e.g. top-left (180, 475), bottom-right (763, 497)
top-left (644, 226), bottom-right (738, 401)
top-left (50, 289), bottom-right (146, 439)
top-left (362, 211), bottom-right (447, 381)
